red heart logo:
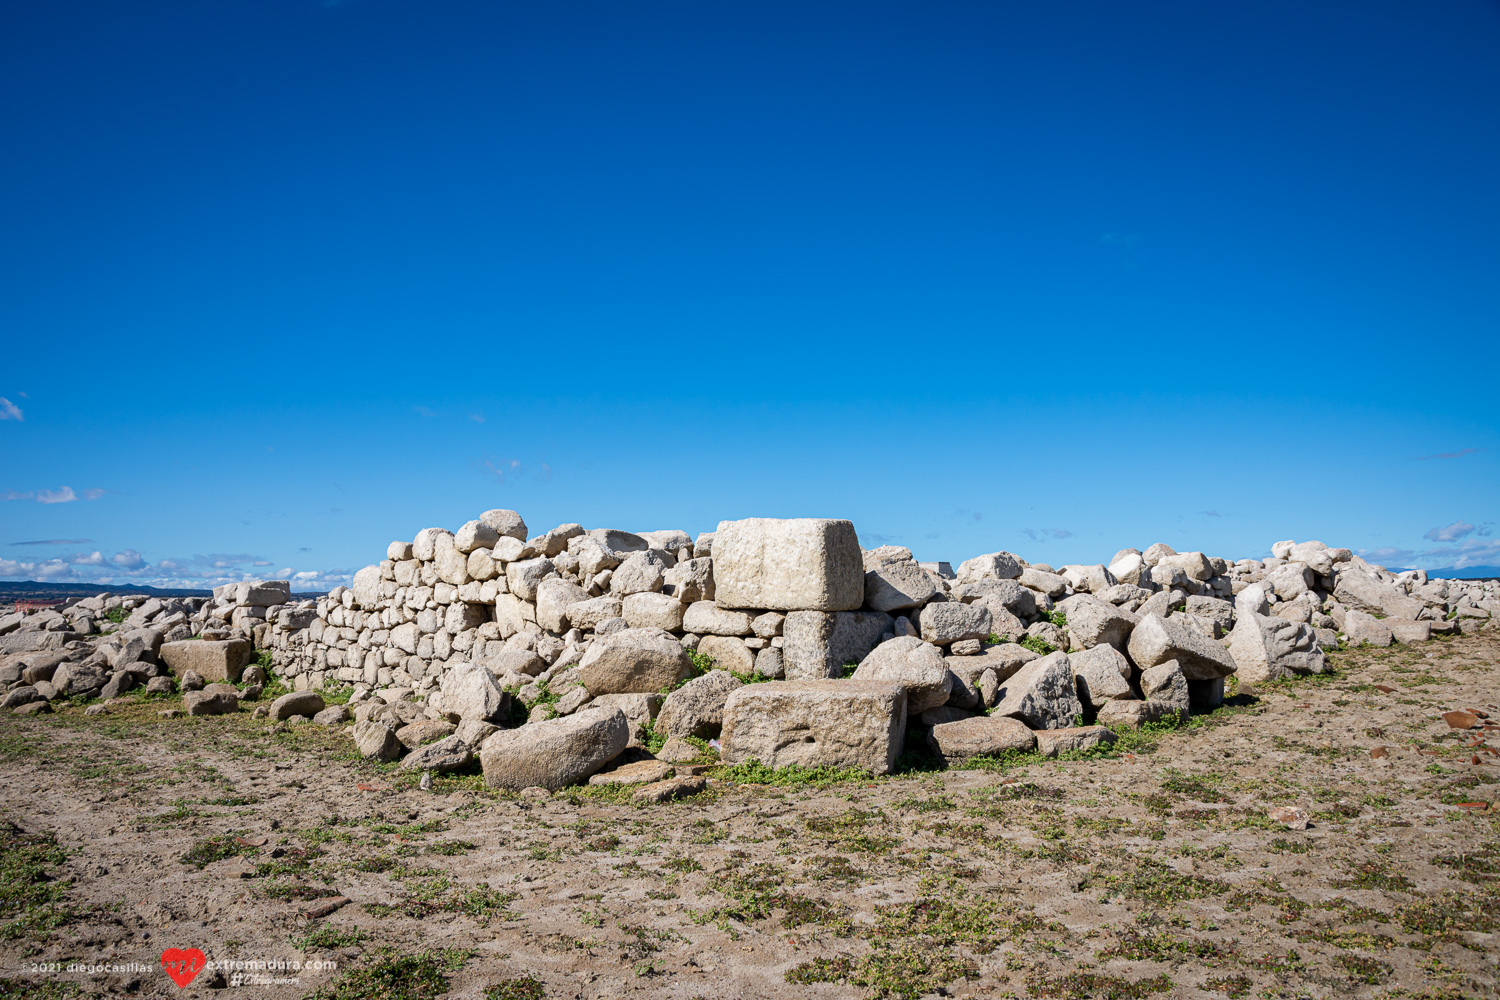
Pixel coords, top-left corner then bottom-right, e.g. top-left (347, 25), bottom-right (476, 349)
top-left (160, 948), bottom-right (206, 989)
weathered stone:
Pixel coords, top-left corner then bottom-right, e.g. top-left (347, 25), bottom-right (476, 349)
top-left (588, 692), bottom-right (664, 728)
top-left (656, 735), bottom-right (703, 763)
top-left (1141, 659), bottom-right (1191, 718)
top-left (2, 686), bottom-right (39, 709)
top-left (957, 578), bottom-right (1037, 619)
top-left (566, 596), bottom-right (623, 631)
top-left (920, 704), bottom-right (974, 727)
top-left (439, 661), bottom-right (509, 722)
top-left (480, 707), bottom-right (629, 790)
top-left (270, 690), bottom-right (326, 721)
top-left (955, 552), bottom-right (1023, 585)
top-left (917, 601), bottom-right (991, 646)
top-left (712, 518), bottom-right (863, 612)
top-left (353, 720), bottom-right (404, 761)
top-left (944, 643), bottom-right (1038, 685)
top-left (1058, 594), bottom-right (1138, 652)
top-left (1388, 619), bottom-right (1432, 643)
top-left (927, 715), bottom-right (1036, 761)
top-left (992, 651), bottom-right (1082, 730)
top-left (1126, 614), bottom-right (1237, 681)
top-left (588, 759), bottom-right (676, 785)
top-left (313, 705), bottom-right (350, 726)
top-left (159, 640), bottom-right (253, 683)
top-left (682, 602), bottom-right (755, 636)
top-left (754, 646), bottom-right (784, 679)
top-left (577, 628), bottom-right (694, 695)
top-left (352, 565), bottom-right (382, 609)
top-left (483, 648), bottom-right (546, 678)
top-left (610, 550), bottom-right (670, 597)
top-left (480, 509), bottom-right (529, 541)
top-left (1345, 610), bottom-right (1393, 648)
top-left (663, 557), bottom-right (714, 603)
top-left (400, 734), bottom-right (473, 773)
top-left (536, 578), bottom-right (588, 632)
top-left (655, 670), bottom-right (743, 738)
top-left (1335, 570), bottom-right (1424, 620)
top-left (1227, 613), bottom-right (1325, 683)
top-left (782, 610), bottom-right (894, 679)
top-left (1069, 645), bottom-right (1133, 709)
top-left (396, 718), bottom-right (457, 750)
top-left (1034, 726), bottom-right (1116, 758)
top-left (696, 635), bottom-right (755, 675)
top-left (632, 775), bottom-right (708, 804)
top-left (1095, 698), bottom-right (1173, 729)
top-left (183, 691), bottom-right (238, 716)
top-left (505, 558), bottom-right (554, 602)
top-left (863, 546), bottom-right (938, 612)
top-left (851, 636), bottom-right (952, 713)
top-left (720, 680), bottom-right (907, 775)
top-left (622, 592), bottom-right (687, 631)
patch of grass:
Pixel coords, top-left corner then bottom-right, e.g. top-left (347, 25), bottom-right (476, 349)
top-left (713, 759), bottom-right (874, 787)
top-left (785, 944), bottom-right (978, 999)
top-left (180, 833), bottom-right (256, 869)
top-left (103, 607), bottom-right (129, 624)
top-left (0, 979), bottom-right (82, 999)
top-left (292, 923), bottom-right (366, 950)
top-left (1020, 635), bottom-right (1056, 655)
top-left (1082, 858), bottom-right (1229, 906)
top-left (309, 948), bottom-right (469, 1000)
top-left (0, 823), bottom-right (79, 941)
top-left (1331, 862), bottom-right (1415, 893)
top-left (1334, 952), bottom-right (1393, 983)
top-left (484, 978), bottom-right (546, 1000)
top-left (1024, 970), bottom-right (1172, 999)
top-left (1203, 973), bottom-right (1253, 997)
top-left (1159, 768), bottom-right (1229, 802)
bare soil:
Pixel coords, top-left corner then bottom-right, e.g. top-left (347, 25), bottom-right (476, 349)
top-left (3, 634), bottom-right (1500, 1000)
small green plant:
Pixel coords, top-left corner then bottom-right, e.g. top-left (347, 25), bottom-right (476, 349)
top-left (986, 632), bottom-right (1009, 644)
top-left (484, 977), bottom-right (546, 1000)
top-left (1045, 609), bottom-right (1067, 628)
top-left (292, 923), bottom-right (366, 950)
top-left (103, 607), bottom-right (129, 624)
top-left (686, 649), bottom-right (714, 674)
top-left (1020, 635), bottom-right (1056, 655)
top-left (839, 660), bottom-right (860, 678)
top-left (180, 834), bottom-right (256, 869)
top-left (309, 948), bottom-right (469, 1000)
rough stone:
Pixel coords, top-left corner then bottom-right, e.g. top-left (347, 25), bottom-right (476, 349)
top-left (1345, 610), bottom-right (1393, 648)
top-left (353, 720), bottom-right (404, 761)
top-left (270, 690), bottom-right (326, 721)
top-left (917, 601), bottom-right (992, 646)
top-left (863, 546), bottom-right (938, 612)
top-left (1141, 659), bottom-right (1191, 718)
top-left (1058, 594), bottom-right (1138, 652)
top-left (1227, 613), bottom-right (1325, 683)
top-left (577, 628), bottom-right (694, 695)
top-left (720, 680), bottom-right (907, 775)
top-left (439, 661), bottom-right (510, 722)
top-left (927, 715), bottom-right (1036, 761)
top-left (1034, 726), bottom-right (1117, 758)
top-left (851, 636), bottom-right (952, 713)
top-left (622, 592), bottom-right (687, 632)
top-left (992, 651), bottom-right (1083, 730)
top-left (696, 635), bottom-right (755, 675)
top-left (654, 670), bottom-right (743, 738)
top-left (712, 517), bottom-right (864, 612)
top-left (399, 735), bottom-right (473, 773)
top-left (159, 640), bottom-right (253, 683)
top-left (682, 602), bottom-right (755, 636)
top-left (1127, 614), bottom-right (1237, 680)
top-left (782, 610), bottom-right (893, 679)
top-left (480, 707), bottom-right (629, 790)
top-left (1069, 645), bottom-right (1134, 709)
top-left (183, 691), bottom-right (238, 716)
top-left (954, 552), bottom-right (1023, 585)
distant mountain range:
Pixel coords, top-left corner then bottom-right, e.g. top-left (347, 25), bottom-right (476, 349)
top-left (0, 580), bottom-right (327, 601)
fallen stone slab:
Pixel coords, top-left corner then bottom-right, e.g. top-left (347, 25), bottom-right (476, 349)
top-left (863, 546), bottom-right (939, 613)
top-left (1034, 726), bottom-right (1117, 758)
top-left (270, 690), bottom-right (326, 721)
top-left (992, 651), bottom-right (1082, 730)
top-left (399, 734), bottom-right (473, 773)
top-left (480, 707), bottom-right (630, 790)
top-left (632, 775), bottom-right (708, 803)
top-left (720, 680), bottom-right (907, 775)
top-left (1345, 610), bottom-right (1393, 648)
top-left (927, 715), bottom-right (1036, 761)
top-left (588, 759), bottom-right (676, 785)
top-left (1070, 645), bottom-right (1133, 709)
top-left (1127, 614), bottom-right (1237, 680)
top-left (712, 517), bottom-right (864, 612)
top-left (1095, 698), bottom-right (1175, 729)
top-left (1227, 613), bottom-right (1325, 683)
top-left (353, 720), bottom-right (404, 761)
top-left (183, 691), bottom-right (239, 716)
top-left (159, 639), bottom-right (253, 683)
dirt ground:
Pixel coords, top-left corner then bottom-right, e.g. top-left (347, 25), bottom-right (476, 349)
top-left (3, 634), bottom-right (1499, 1000)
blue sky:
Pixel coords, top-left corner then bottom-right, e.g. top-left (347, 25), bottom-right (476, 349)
top-left (2, 0), bottom-right (1497, 590)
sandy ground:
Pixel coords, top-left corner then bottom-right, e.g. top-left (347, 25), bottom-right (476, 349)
top-left (2, 633), bottom-right (1499, 1000)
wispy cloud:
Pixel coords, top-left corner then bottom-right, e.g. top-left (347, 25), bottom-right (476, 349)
top-left (1424, 521), bottom-right (1477, 543)
top-left (1199, 510), bottom-right (1227, 518)
top-left (1023, 527), bottom-right (1074, 542)
top-left (110, 549), bottom-right (145, 570)
top-left (414, 405), bottom-right (436, 418)
top-left (9, 538), bottom-right (93, 546)
top-left (1, 486), bottom-right (106, 504)
top-left (0, 397), bottom-right (21, 421)
top-left (468, 413), bottom-right (485, 423)
top-left (1417, 448), bottom-right (1483, 461)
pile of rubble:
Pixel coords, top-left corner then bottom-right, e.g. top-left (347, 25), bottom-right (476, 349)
top-left (2, 512), bottom-right (1496, 794)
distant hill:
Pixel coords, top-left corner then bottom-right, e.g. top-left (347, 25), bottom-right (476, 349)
top-left (1424, 567), bottom-right (1500, 581)
top-left (0, 580), bottom-right (328, 601)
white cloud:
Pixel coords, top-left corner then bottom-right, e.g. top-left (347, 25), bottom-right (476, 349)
top-left (1424, 521), bottom-right (1475, 543)
top-left (0, 397), bottom-right (21, 421)
top-left (111, 549), bottom-right (146, 570)
top-left (1, 486), bottom-right (107, 504)
top-left (66, 551), bottom-right (106, 566)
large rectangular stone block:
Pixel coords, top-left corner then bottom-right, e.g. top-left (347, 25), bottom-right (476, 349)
top-left (712, 518), bottom-right (863, 612)
top-left (159, 639), bottom-right (254, 682)
top-left (782, 610), bottom-right (893, 679)
top-left (720, 680), bottom-right (906, 775)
